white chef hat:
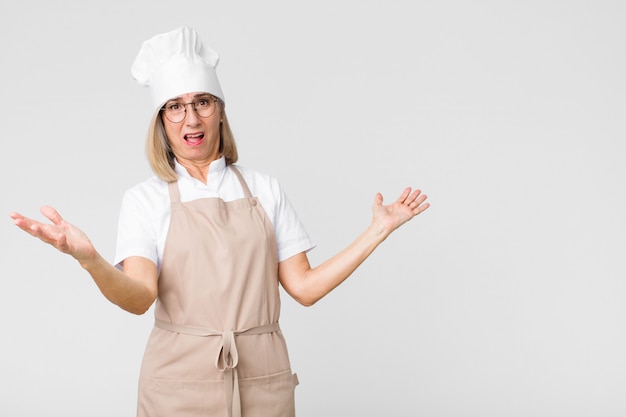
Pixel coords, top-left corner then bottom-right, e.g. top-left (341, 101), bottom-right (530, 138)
top-left (131, 26), bottom-right (225, 111)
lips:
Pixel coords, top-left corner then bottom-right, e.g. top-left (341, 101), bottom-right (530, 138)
top-left (184, 132), bottom-right (204, 145)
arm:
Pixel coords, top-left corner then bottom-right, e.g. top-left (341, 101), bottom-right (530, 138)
top-left (278, 187), bottom-right (429, 306)
top-left (10, 206), bottom-right (158, 315)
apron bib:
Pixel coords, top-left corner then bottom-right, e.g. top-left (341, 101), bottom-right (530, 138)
top-left (137, 166), bottom-right (298, 417)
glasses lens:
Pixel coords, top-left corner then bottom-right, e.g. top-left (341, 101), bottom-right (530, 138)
top-left (195, 98), bottom-right (216, 118)
top-left (164, 103), bottom-right (185, 123)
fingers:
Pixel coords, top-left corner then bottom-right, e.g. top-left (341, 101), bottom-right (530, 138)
top-left (410, 192), bottom-right (427, 207)
top-left (398, 188), bottom-right (430, 215)
top-left (396, 187), bottom-right (412, 204)
top-left (373, 192), bottom-right (383, 206)
top-left (9, 212), bottom-right (25, 222)
top-left (10, 208), bottom-right (69, 249)
top-left (399, 188), bottom-right (422, 205)
top-left (40, 205), bottom-right (64, 225)
top-left (413, 200), bottom-right (430, 215)
top-left (10, 207), bottom-right (61, 231)
top-left (10, 212), bottom-right (36, 234)
top-left (386, 188), bottom-right (430, 208)
top-left (377, 187), bottom-right (430, 217)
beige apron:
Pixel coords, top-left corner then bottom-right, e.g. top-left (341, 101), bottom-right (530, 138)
top-left (137, 165), bottom-right (298, 417)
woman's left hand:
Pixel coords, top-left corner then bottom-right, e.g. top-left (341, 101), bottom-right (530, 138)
top-left (278, 187), bottom-right (430, 306)
top-left (372, 188), bottom-right (429, 237)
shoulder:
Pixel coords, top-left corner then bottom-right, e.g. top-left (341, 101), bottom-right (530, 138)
top-left (230, 164), bottom-right (281, 194)
top-left (121, 175), bottom-right (170, 210)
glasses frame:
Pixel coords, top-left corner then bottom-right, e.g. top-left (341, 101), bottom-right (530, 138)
top-left (160, 96), bottom-right (220, 123)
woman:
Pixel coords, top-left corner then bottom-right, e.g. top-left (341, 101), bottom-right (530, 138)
top-left (10, 27), bottom-right (429, 417)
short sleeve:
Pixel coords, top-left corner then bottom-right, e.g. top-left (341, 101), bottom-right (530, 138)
top-left (270, 177), bottom-right (316, 262)
top-left (114, 187), bottom-right (159, 270)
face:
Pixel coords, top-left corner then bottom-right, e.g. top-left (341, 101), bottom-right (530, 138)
top-left (161, 92), bottom-right (222, 166)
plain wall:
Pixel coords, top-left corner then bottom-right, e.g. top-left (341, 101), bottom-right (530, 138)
top-left (1, 1), bottom-right (625, 416)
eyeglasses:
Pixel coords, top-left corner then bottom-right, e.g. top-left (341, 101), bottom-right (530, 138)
top-left (161, 95), bottom-right (219, 123)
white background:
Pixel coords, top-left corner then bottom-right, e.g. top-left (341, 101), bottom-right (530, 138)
top-left (1, 1), bottom-right (625, 416)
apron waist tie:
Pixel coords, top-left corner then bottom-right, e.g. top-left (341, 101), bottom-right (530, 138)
top-left (154, 319), bottom-right (280, 417)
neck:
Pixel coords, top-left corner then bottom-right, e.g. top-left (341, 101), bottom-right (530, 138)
top-left (177, 155), bottom-right (220, 184)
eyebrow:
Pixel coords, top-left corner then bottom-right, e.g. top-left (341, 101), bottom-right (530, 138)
top-left (168, 93), bottom-right (214, 102)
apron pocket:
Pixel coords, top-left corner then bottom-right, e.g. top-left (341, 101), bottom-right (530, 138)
top-left (148, 378), bottom-right (226, 417)
top-left (239, 370), bottom-right (299, 417)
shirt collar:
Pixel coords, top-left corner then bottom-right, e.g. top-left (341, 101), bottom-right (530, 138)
top-left (174, 156), bottom-right (227, 187)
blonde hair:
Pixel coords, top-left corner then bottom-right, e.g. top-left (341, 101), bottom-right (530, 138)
top-left (146, 100), bottom-right (238, 182)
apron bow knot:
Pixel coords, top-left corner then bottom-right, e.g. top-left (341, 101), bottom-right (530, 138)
top-left (154, 320), bottom-right (280, 417)
top-left (216, 330), bottom-right (239, 371)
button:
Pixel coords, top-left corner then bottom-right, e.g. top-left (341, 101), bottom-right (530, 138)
top-left (250, 199), bottom-right (257, 206)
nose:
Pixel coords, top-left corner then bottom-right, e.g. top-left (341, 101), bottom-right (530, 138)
top-left (183, 103), bottom-right (201, 125)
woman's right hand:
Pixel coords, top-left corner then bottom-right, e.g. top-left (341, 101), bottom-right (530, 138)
top-left (11, 206), bottom-right (158, 314)
top-left (10, 206), bottom-right (96, 264)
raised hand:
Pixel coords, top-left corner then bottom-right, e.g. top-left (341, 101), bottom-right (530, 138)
top-left (10, 206), bottom-right (96, 264)
top-left (372, 187), bottom-right (429, 237)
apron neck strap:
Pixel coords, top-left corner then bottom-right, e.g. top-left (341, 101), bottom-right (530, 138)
top-left (167, 180), bottom-right (181, 203)
top-left (229, 165), bottom-right (253, 199)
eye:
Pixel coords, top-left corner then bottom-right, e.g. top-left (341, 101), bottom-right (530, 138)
top-left (167, 103), bottom-right (182, 111)
top-left (196, 98), bottom-right (210, 108)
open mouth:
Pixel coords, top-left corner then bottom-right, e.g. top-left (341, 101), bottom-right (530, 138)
top-left (184, 133), bottom-right (204, 145)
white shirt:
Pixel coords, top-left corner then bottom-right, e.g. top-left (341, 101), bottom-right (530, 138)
top-left (114, 156), bottom-right (315, 271)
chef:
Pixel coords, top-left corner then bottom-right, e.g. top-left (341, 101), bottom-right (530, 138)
top-left (11, 26), bottom-right (429, 417)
